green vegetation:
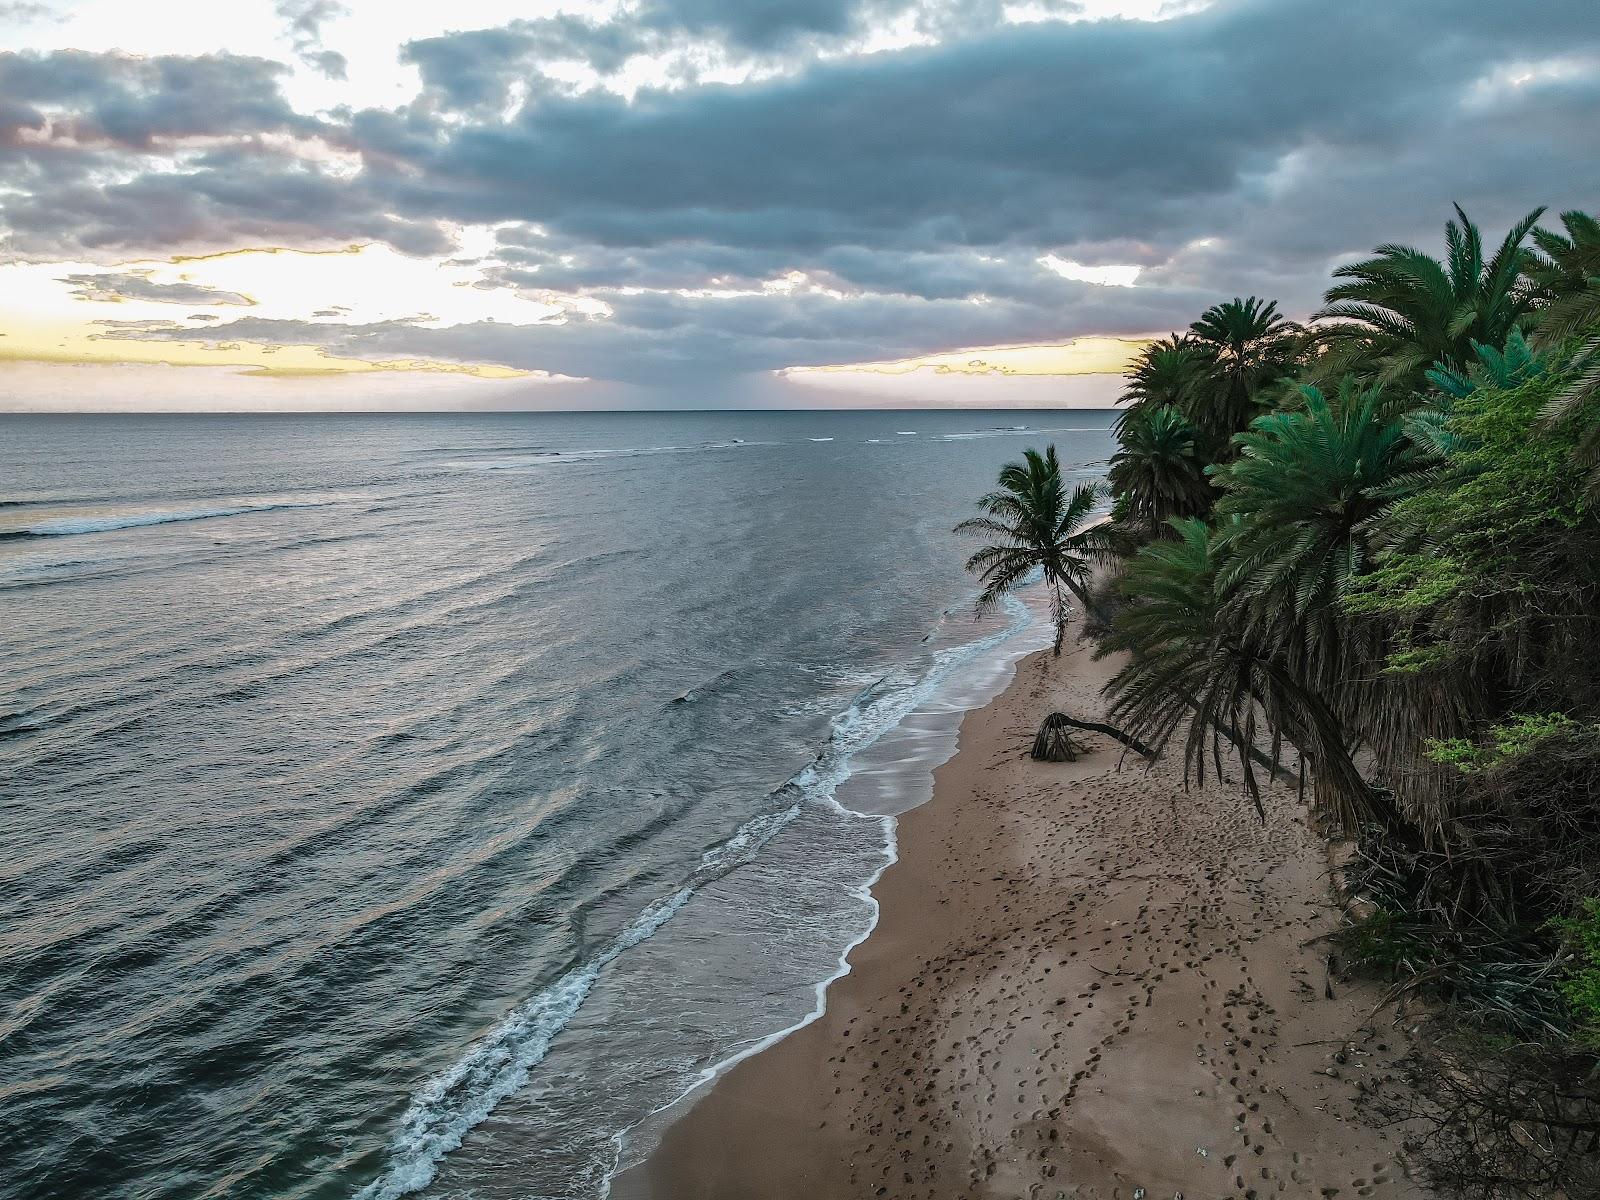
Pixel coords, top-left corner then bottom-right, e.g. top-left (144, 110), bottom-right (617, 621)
top-left (1426, 713), bottom-right (1581, 774)
top-left (1555, 899), bottom-right (1600, 1043)
top-left (1091, 203), bottom-right (1600, 1196)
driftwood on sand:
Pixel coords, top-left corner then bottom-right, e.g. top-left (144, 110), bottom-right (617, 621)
top-left (1031, 711), bottom-right (1158, 762)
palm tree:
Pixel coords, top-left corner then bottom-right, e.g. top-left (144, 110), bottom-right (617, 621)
top-left (1425, 327), bottom-right (1547, 400)
top-left (1210, 378), bottom-right (1428, 720)
top-left (1107, 405), bottom-right (1210, 530)
top-left (1215, 379), bottom-right (1425, 622)
top-left (1113, 335), bottom-right (1209, 435)
top-left (1185, 297), bottom-right (1301, 455)
top-left (1528, 208), bottom-right (1600, 346)
top-left (1528, 209), bottom-right (1600, 496)
top-left (955, 446), bottom-right (1107, 656)
top-left (1314, 204), bottom-right (1545, 390)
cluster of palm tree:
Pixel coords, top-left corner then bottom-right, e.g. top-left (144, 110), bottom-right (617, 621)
top-left (1108, 206), bottom-right (1600, 534)
top-left (1105, 297), bottom-right (1303, 537)
top-left (956, 202), bottom-right (1600, 863)
top-left (1091, 205), bottom-right (1600, 1163)
top-left (995, 204), bottom-right (1600, 1194)
top-left (1100, 205), bottom-right (1600, 846)
top-left (958, 204), bottom-right (1600, 1180)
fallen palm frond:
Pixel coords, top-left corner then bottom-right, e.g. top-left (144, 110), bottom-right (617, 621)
top-left (1030, 713), bottom-right (1088, 762)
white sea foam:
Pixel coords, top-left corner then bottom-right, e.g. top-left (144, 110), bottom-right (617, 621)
top-left (595, 591), bottom-right (1047, 1193)
top-left (360, 592), bottom-right (1045, 1200)
top-left (354, 803), bottom-right (804, 1200)
top-left (938, 424), bottom-right (1100, 441)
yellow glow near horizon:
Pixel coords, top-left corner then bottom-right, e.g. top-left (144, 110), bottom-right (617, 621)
top-left (781, 335), bottom-right (1154, 382)
top-left (0, 243), bottom-right (601, 381)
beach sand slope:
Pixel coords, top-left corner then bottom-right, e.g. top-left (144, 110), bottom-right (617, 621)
top-left (616, 639), bottom-right (1425, 1199)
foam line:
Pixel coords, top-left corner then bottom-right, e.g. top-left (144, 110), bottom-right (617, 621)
top-left (360, 593), bottom-right (1045, 1200)
top-left (3, 501), bottom-right (331, 539)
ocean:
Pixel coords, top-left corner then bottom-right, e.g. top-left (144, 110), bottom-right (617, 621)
top-left (0, 410), bottom-right (1115, 1199)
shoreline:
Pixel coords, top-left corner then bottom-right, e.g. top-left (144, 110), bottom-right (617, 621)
top-left (594, 590), bottom-right (1056, 1192)
top-left (613, 632), bottom-right (1426, 1199)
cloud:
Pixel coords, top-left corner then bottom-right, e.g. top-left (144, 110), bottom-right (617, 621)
top-left (0, 2), bottom-right (59, 24)
top-left (0, 49), bottom-right (321, 151)
top-left (2, 0), bottom-right (1599, 400)
top-left (371, 0), bottom-right (1599, 262)
top-left (347, 0), bottom-right (1600, 385)
top-left (60, 269), bottom-right (255, 306)
top-left (275, 0), bottom-right (349, 80)
top-left (0, 47), bottom-right (447, 258)
top-left (395, 0), bottom-right (1103, 112)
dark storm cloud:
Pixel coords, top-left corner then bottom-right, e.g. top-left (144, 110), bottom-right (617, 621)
top-left (374, 0), bottom-right (1599, 261)
top-left (4, 0), bottom-right (1600, 390)
top-left (0, 49), bottom-right (321, 149)
top-left (0, 50), bottom-right (447, 255)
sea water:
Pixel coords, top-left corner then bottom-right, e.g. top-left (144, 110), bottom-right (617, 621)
top-left (0, 410), bottom-right (1114, 1199)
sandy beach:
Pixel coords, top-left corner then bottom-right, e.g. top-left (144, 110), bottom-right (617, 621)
top-left (614, 630), bottom-right (1425, 1199)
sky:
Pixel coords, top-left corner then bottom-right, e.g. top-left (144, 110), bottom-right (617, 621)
top-left (1, 0), bottom-right (1597, 411)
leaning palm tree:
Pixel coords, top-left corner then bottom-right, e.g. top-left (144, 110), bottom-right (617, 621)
top-left (955, 446), bottom-right (1106, 656)
top-left (1314, 203), bottom-right (1545, 390)
top-left (1107, 405), bottom-right (1211, 530)
top-left (1103, 518), bottom-right (1401, 832)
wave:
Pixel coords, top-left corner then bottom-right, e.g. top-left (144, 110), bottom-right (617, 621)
top-left (0, 500), bottom-right (333, 540)
top-left (356, 593), bottom-right (1043, 1200)
top-left (937, 424), bottom-right (1102, 441)
top-left (668, 666), bottom-right (741, 705)
top-left (0, 495), bottom-right (88, 509)
top-left (443, 440), bottom-right (770, 473)
top-left (402, 444), bottom-right (552, 457)
top-left (353, 803), bottom-right (804, 1200)
top-left (594, 593), bottom-right (1044, 1190)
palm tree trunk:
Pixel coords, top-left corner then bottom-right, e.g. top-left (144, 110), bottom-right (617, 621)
top-left (1050, 579), bottom-right (1067, 657)
top-left (1062, 575), bottom-right (1115, 631)
top-left (1255, 657), bottom-right (1410, 836)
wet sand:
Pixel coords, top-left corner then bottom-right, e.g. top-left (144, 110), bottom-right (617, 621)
top-left (614, 634), bottom-right (1424, 1199)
